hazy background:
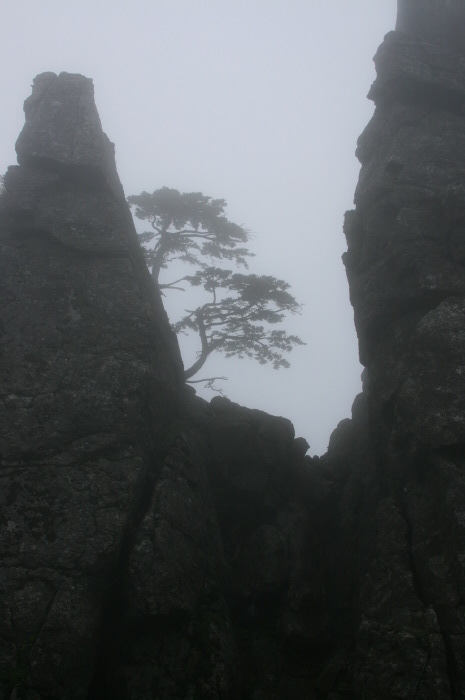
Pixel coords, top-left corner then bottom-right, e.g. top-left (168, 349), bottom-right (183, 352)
top-left (0, 1), bottom-right (396, 454)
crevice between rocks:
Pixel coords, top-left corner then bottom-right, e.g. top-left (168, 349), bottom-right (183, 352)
top-left (399, 488), bottom-right (462, 699)
top-left (85, 451), bottom-right (162, 700)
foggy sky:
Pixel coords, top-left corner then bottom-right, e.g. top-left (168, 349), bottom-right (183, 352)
top-left (0, 1), bottom-right (397, 454)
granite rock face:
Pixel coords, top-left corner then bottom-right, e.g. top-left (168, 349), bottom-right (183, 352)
top-left (0, 72), bottom-right (185, 698)
top-left (15, 72), bottom-right (123, 196)
top-left (341, 1), bottom-right (465, 696)
top-left (113, 398), bottom-right (327, 700)
top-left (2, 2), bottom-right (465, 695)
top-left (0, 73), bottom-right (324, 699)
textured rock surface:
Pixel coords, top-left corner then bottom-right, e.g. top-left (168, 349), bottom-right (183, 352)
top-left (15, 72), bottom-right (124, 196)
top-left (396, 0), bottom-right (465, 53)
top-left (0, 72), bottom-right (185, 699)
top-left (0, 73), bottom-right (323, 700)
top-left (2, 2), bottom-right (465, 696)
top-left (341, 1), bottom-right (465, 696)
top-left (112, 398), bottom-right (327, 700)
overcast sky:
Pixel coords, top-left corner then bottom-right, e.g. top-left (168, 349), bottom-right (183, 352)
top-left (0, 1), bottom-right (397, 454)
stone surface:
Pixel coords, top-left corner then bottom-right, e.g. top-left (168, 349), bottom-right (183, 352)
top-left (0, 73), bottom-right (323, 700)
top-left (396, 0), bottom-right (465, 53)
top-left (341, 3), bottom-right (465, 697)
top-left (0, 72), bottom-right (184, 699)
top-left (97, 398), bottom-right (325, 700)
top-left (2, 2), bottom-right (465, 696)
top-left (15, 72), bottom-right (123, 196)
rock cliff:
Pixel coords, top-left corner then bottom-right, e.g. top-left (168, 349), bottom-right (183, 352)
top-left (340, 0), bottom-right (465, 695)
top-left (1, 2), bottom-right (464, 698)
top-left (0, 72), bottom-right (322, 700)
top-left (0, 71), bottom-right (184, 699)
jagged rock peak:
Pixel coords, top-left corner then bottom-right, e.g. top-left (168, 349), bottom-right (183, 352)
top-left (1, 67), bottom-right (184, 698)
top-left (15, 71), bottom-right (122, 196)
top-left (396, 0), bottom-right (465, 51)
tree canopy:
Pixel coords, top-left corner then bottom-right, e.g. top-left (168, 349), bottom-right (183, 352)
top-left (175, 267), bottom-right (304, 379)
top-left (128, 187), bottom-right (252, 286)
top-left (128, 187), bottom-right (304, 388)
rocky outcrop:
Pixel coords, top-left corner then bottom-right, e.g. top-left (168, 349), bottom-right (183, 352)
top-left (340, 1), bottom-right (465, 696)
top-left (112, 397), bottom-right (327, 700)
top-left (2, 1), bottom-right (465, 696)
top-left (0, 72), bottom-right (185, 698)
top-left (0, 73), bottom-right (323, 699)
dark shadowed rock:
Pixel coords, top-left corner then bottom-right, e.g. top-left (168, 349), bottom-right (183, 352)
top-left (340, 1), bottom-right (465, 696)
top-left (15, 72), bottom-right (123, 195)
top-left (0, 75), bottom-right (324, 698)
top-left (2, 2), bottom-right (465, 696)
top-left (116, 399), bottom-right (326, 700)
top-left (396, 0), bottom-right (465, 53)
top-left (0, 72), bottom-right (184, 699)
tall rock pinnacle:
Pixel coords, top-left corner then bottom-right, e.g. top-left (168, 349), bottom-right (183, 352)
top-left (15, 72), bottom-right (123, 196)
top-left (0, 72), bottom-right (184, 698)
top-left (0, 71), bottom-right (319, 700)
top-left (342, 0), bottom-right (465, 696)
